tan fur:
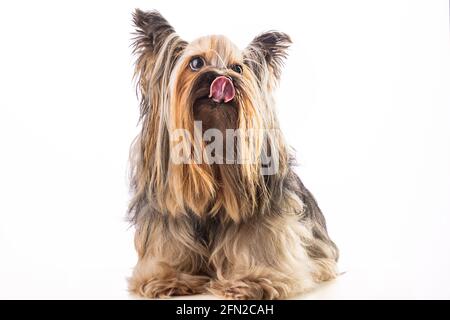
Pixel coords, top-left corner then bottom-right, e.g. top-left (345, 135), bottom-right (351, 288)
top-left (128, 10), bottom-right (339, 300)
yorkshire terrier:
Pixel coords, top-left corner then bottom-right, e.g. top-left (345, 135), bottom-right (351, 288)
top-left (128, 9), bottom-right (339, 300)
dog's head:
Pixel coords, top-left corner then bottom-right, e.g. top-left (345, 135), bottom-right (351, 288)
top-left (131, 9), bottom-right (291, 221)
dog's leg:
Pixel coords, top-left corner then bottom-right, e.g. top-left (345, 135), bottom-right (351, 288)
top-left (208, 214), bottom-right (338, 300)
top-left (128, 214), bottom-right (210, 298)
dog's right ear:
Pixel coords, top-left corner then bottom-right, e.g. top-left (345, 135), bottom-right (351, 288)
top-left (132, 10), bottom-right (186, 118)
top-left (132, 9), bottom-right (180, 58)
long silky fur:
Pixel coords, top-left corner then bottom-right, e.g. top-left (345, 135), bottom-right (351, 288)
top-left (128, 9), bottom-right (339, 300)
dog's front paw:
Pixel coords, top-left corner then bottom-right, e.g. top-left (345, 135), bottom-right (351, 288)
top-left (129, 274), bottom-right (209, 299)
top-left (139, 278), bottom-right (195, 298)
top-left (209, 278), bottom-right (290, 300)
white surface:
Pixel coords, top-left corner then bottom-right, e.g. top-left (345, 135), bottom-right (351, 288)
top-left (0, 0), bottom-right (449, 299)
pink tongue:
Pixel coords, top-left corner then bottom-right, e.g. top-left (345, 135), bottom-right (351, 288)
top-left (209, 76), bottom-right (235, 103)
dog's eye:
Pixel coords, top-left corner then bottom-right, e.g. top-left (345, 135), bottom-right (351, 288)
top-left (230, 64), bottom-right (243, 74)
top-left (189, 57), bottom-right (205, 71)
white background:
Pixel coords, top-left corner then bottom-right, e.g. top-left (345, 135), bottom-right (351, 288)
top-left (0, 0), bottom-right (449, 299)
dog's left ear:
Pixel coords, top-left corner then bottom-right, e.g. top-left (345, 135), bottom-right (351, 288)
top-left (244, 31), bottom-right (292, 82)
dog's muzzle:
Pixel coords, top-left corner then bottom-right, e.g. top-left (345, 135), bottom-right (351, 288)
top-left (209, 76), bottom-right (235, 103)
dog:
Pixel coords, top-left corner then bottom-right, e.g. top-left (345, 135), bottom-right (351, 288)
top-left (127, 9), bottom-right (339, 299)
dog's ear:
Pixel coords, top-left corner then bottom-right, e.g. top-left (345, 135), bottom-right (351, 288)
top-left (132, 9), bottom-right (186, 118)
top-left (132, 9), bottom-right (180, 58)
top-left (244, 31), bottom-right (292, 82)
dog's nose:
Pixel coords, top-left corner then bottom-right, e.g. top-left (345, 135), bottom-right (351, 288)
top-left (209, 76), bottom-right (235, 103)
